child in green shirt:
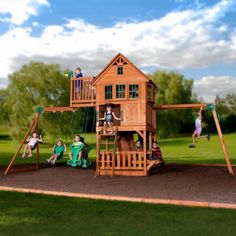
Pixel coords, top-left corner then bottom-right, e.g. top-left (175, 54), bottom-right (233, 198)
top-left (46, 140), bottom-right (66, 165)
top-left (68, 135), bottom-right (84, 161)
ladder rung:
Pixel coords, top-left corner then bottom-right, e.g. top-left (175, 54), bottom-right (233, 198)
top-left (100, 134), bottom-right (116, 137)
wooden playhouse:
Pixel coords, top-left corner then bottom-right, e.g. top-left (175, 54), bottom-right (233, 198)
top-left (71, 53), bottom-right (159, 176)
top-left (5, 53), bottom-right (234, 176)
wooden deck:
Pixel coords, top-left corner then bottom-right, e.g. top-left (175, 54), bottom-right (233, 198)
top-left (70, 77), bottom-right (96, 107)
top-left (96, 151), bottom-right (161, 176)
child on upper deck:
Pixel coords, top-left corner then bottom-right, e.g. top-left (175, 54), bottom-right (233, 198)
top-left (74, 67), bottom-right (83, 96)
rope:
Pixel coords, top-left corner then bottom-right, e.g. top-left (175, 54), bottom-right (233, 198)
top-left (93, 108), bottom-right (97, 132)
top-left (72, 109), bottom-right (80, 133)
top-left (58, 111), bottom-right (64, 137)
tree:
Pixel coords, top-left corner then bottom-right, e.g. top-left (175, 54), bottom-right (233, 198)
top-left (150, 71), bottom-right (194, 138)
top-left (0, 89), bottom-right (10, 125)
top-left (213, 93), bottom-right (236, 133)
top-left (6, 62), bottom-right (77, 139)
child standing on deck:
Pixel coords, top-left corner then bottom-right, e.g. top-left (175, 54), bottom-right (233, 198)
top-left (22, 132), bottom-right (42, 158)
top-left (46, 140), bottom-right (66, 165)
top-left (74, 67), bottom-right (83, 87)
top-left (189, 107), bottom-right (210, 148)
top-left (100, 104), bottom-right (121, 134)
top-left (74, 67), bottom-right (83, 78)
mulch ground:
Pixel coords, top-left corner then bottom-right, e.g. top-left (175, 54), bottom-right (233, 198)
top-left (0, 163), bottom-right (236, 204)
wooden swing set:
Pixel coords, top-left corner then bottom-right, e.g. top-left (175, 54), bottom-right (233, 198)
top-left (4, 53), bottom-right (234, 176)
top-left (4, 106), bottom-right (76, 175)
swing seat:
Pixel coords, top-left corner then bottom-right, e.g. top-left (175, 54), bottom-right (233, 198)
top-left (67, 144), bottom-right (85, 167)
top-left (31, 143), bottom-right (38, 151)
top-left (54, 150), bottom-right (64, 160)
top-left (81, 146), bottom-right (92, 168)
top-left (67, 145), bottom-right (92, 168)
top-left (24, 142), bottom-right (38, 151)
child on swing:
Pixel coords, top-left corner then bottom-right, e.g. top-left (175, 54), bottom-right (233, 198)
top-left (46, 140), bottom-right (66, 165)
top-left (100, 104), bottom-right (121, 134)
top-left (189, 107), bottom-right (210, 148)
top-left (68, 135), bottom-right (84, 161)
top-left (22, 131), bottom-right (42, 158)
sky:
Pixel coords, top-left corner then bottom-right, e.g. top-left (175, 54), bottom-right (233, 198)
top-left (0, 0), bottom-right (236, 102)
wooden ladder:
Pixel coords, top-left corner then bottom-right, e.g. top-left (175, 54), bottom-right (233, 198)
top-left (97, 129), bottom-right (118, 177)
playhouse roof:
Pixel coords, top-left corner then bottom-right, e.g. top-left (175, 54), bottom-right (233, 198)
top-left (92, 53), bottom-right (157, 87)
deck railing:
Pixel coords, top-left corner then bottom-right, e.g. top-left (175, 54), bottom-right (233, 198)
top-left (70, 77), bottom-right (96, 106)
top-left (98, 151), bottom-right (153, 171)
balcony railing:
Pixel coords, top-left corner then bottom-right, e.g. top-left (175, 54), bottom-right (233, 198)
top-left (70, 77), bottom-right (96, 106)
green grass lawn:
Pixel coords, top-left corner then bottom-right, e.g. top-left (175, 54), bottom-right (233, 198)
top-left (0, 191), bottom-right (236, 236)
top-left (0, 125), bottom-right (236, 166)
top-left (1, 127), bottom-right (236, 235)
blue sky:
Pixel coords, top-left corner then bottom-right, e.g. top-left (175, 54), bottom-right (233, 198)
top-left (0, 0), bottom-right (236, 101)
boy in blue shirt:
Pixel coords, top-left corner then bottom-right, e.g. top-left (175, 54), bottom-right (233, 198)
top-left (74, 67), bottom-right (83, 98)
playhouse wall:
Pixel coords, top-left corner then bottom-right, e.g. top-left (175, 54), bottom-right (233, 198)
top-left (146, 103), bottom-right (156, 130)
top-left (97, 63), bottom-right (148, 85)
top-left (120, 102), bottom-right (146, 126)
top-left (95, 81), bottom-right (146, 103)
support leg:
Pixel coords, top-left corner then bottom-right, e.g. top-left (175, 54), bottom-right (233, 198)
top-left (212, 110), bottom-right (234, 175)
top-left (4, 113), bottom-right (39, 175)
top-left (143, 129), bottom-right (147, 176)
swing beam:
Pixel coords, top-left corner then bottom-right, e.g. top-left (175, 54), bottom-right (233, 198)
top-left (154, 103), bottom-right (234, 175)
top-left (154, 103), bottom-right (207, 110)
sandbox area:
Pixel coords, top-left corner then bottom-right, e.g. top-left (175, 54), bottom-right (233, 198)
top-left (0, 164), bottom-right (236, 208)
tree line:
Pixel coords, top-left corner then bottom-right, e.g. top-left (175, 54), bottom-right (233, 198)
top-left (0, 62), bottom-right (235, 139)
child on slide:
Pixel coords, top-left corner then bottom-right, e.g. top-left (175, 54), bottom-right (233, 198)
top-left (46, 140), bottom-right (66, 165)
top-left (189, 107), bottom-right (210, 148)
top-left (22, 132), bottom-right (42, 158)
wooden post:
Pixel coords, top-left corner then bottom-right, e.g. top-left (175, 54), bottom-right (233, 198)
top-left (143, 129), bottom-right (147, 175)
top-left (35, 113), bottom-right (40, 171)
top-left (70, 78), bottom-right (73, 107)
top-left (36, 143), bottom-right (40, 170)
top-left (212, 110), bottom-right (234, 175)
top-left (149, 131), bottom-right (152, 150)
top-left (95, 108), bottom-right (100, 177)
top-left (4, 114), bottom-right (38, 175)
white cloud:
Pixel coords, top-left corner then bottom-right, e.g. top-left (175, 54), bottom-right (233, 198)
top-left (193, 76), bottom-right (236, 102)
top-left (0, 0), bottom-right (49, 25)
top-left (0, 0), bottom-right (236, 101)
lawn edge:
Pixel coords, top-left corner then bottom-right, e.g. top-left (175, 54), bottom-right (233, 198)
top-left (0, 185), bottom-right (236, 210)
